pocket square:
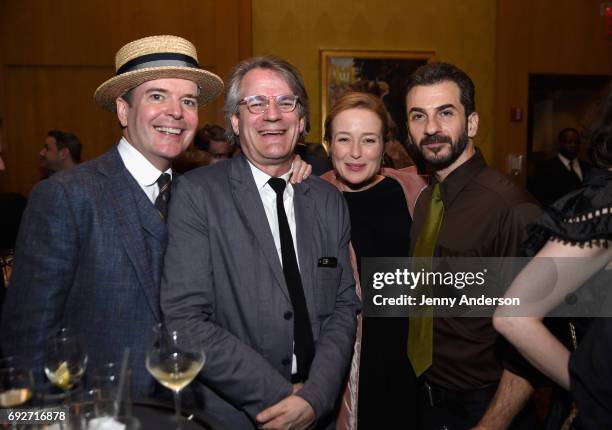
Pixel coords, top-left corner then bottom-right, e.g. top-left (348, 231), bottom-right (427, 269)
top-left (318, 257), bottom-right (337, 267)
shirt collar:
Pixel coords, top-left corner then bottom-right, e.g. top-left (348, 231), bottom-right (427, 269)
top-left (247, 160), bottom-right (293, 191)
top-left (118, 137), bottom-right (172, 186)
top-left (436, 148), bottom-right (487, 207)
top-left (558, 153), bottom-right (573, 167)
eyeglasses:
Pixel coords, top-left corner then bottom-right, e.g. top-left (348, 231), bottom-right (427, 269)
top-left (238, 95), bottom-right (299, 114)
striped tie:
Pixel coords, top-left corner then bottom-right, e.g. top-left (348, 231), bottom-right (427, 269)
top-left (154, 173), bottom-right (171, 220)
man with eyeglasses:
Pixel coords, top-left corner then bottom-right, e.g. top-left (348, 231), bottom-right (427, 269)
top-left (161, 57), bottom-right (359, 430)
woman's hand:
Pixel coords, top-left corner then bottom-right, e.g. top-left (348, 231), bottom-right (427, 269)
top-left (289, 155), bottom-right (312, 184)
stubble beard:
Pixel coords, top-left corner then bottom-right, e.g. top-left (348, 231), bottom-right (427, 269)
top-left (413, 127), bottom-right (469, 171)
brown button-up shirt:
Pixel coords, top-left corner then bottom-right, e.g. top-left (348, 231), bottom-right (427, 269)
top-left (410, 149), bottom-right (541, 390)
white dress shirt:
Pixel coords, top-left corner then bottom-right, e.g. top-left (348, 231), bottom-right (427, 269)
top-left (117, 137), bottom-right (173, 204)
top-left (248, 160), bottom-right (300, 374)
top-left (558, 153), bottom-right (583, 181)
top-left (248, 161), bottom-right (299, 267)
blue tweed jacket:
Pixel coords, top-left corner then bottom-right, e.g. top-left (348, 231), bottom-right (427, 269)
top-left (0, 146), bottom-right (164, 397)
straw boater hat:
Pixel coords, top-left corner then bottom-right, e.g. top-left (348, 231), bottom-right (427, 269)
top-left (94, 35), bottom-right (224, 112)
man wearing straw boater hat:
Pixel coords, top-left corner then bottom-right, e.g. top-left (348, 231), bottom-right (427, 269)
top-left (0, 35), bottom-right (223, 398)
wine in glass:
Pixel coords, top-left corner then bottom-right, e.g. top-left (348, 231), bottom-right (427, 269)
top-left (0, 357), bottom-right (35, 407)
top-left (44, 328), bottom-right (88, 394)
top-left (145, 323), bottom-right (205, 424)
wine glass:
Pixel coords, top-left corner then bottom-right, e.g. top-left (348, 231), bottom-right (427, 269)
top-left (145, 323), bottom-right (205, 425)
top-left (44, 328), bottom-right (88, 396)
top-left (0, 357), bottom-right (35, 407)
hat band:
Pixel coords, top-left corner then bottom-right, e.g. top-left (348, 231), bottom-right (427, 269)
top-left (116, 52), bottom-right (200, 75)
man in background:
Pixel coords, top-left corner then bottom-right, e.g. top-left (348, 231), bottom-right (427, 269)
top-left (194, 123), bottom-right (234, 164)
top-left (39, 130), bottom-right (82, 176)
top-left (529, 127), bottom-right (591, 206)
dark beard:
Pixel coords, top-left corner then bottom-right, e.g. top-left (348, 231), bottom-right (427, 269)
top-left (413, 128), bottom-right (469, 171)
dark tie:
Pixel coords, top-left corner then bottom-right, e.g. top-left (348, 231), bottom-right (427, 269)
top-left (268, 177), bottom-right (315, 380)
top-left (568, 160), bottom-right (582, 183)
top-left (154, 173), bottom-right (172, 220)
top-left (408, 183), bottom-right (444, 376)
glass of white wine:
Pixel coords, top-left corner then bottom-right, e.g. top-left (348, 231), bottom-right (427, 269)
top-left (145, 323), bottom-right (205, 425)
top-left (0, 357), bottom-right (34, 408)
top-left (44, 327), bottom-right (88, 396)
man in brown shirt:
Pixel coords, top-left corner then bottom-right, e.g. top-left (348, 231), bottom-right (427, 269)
top-left (406, 62), bottom-right (541, 429)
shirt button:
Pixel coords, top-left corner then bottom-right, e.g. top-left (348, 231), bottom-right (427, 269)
top-left (284, 311), bottom-right (293, 320)
top-left (282, 357), bottom-right (291, 366)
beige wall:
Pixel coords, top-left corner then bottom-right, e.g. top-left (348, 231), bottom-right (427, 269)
top-left (252, 0), bottom-right (498, 163)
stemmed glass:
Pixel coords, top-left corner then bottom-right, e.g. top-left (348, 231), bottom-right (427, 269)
top-left (0, 357), bottom-right (35, 407)
top-left (44, 328), bottom-right (88, 396)
top-left (145, 323), bottom-right (205, 425)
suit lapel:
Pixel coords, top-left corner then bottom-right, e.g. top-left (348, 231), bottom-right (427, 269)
top-left (229, 157), bottom-right (290, 302)
top-left (98, 148), bottom-right (163, 321)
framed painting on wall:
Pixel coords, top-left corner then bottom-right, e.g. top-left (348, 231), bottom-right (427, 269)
top-left (320, 49), bottom-right (434, 146)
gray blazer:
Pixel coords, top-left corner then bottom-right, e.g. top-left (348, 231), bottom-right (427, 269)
top-left (161, 155), bottom-right (359, 429)
top-left (0, 147), bottom-right (163, 397)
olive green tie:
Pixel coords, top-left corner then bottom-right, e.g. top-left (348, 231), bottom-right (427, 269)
top-left (408, 183), bottom-right (444, 377)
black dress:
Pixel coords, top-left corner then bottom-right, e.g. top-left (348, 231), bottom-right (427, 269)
top-left (522, 169), bottom-right (612, 430)
top-left (343, 177), bottom-right (419, 428)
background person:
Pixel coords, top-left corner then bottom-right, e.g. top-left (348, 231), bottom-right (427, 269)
top-left (171, 143), bottom-right (212, 174)
top-left (194, 123), bottom-right (234, 163)
top-left (39, 130), bottom-right (82, 176)
top-left (320, 91), bottom-right (425, 429)
top-left (529, 127), bottom-right (592, 207)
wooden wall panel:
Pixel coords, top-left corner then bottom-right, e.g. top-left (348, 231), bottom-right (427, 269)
top-left (4, 66), bottom-right (118, 195)
top-left (2, 1), bottom-right (217, 66)
top-left (493, 0), bottom-right (530, 174)
top-left (528, 1), bottom-right (612, 75)
top-left (0, 0), bottom-right (252, 195)
top-left (495, 0), bottom-right (612, 177)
